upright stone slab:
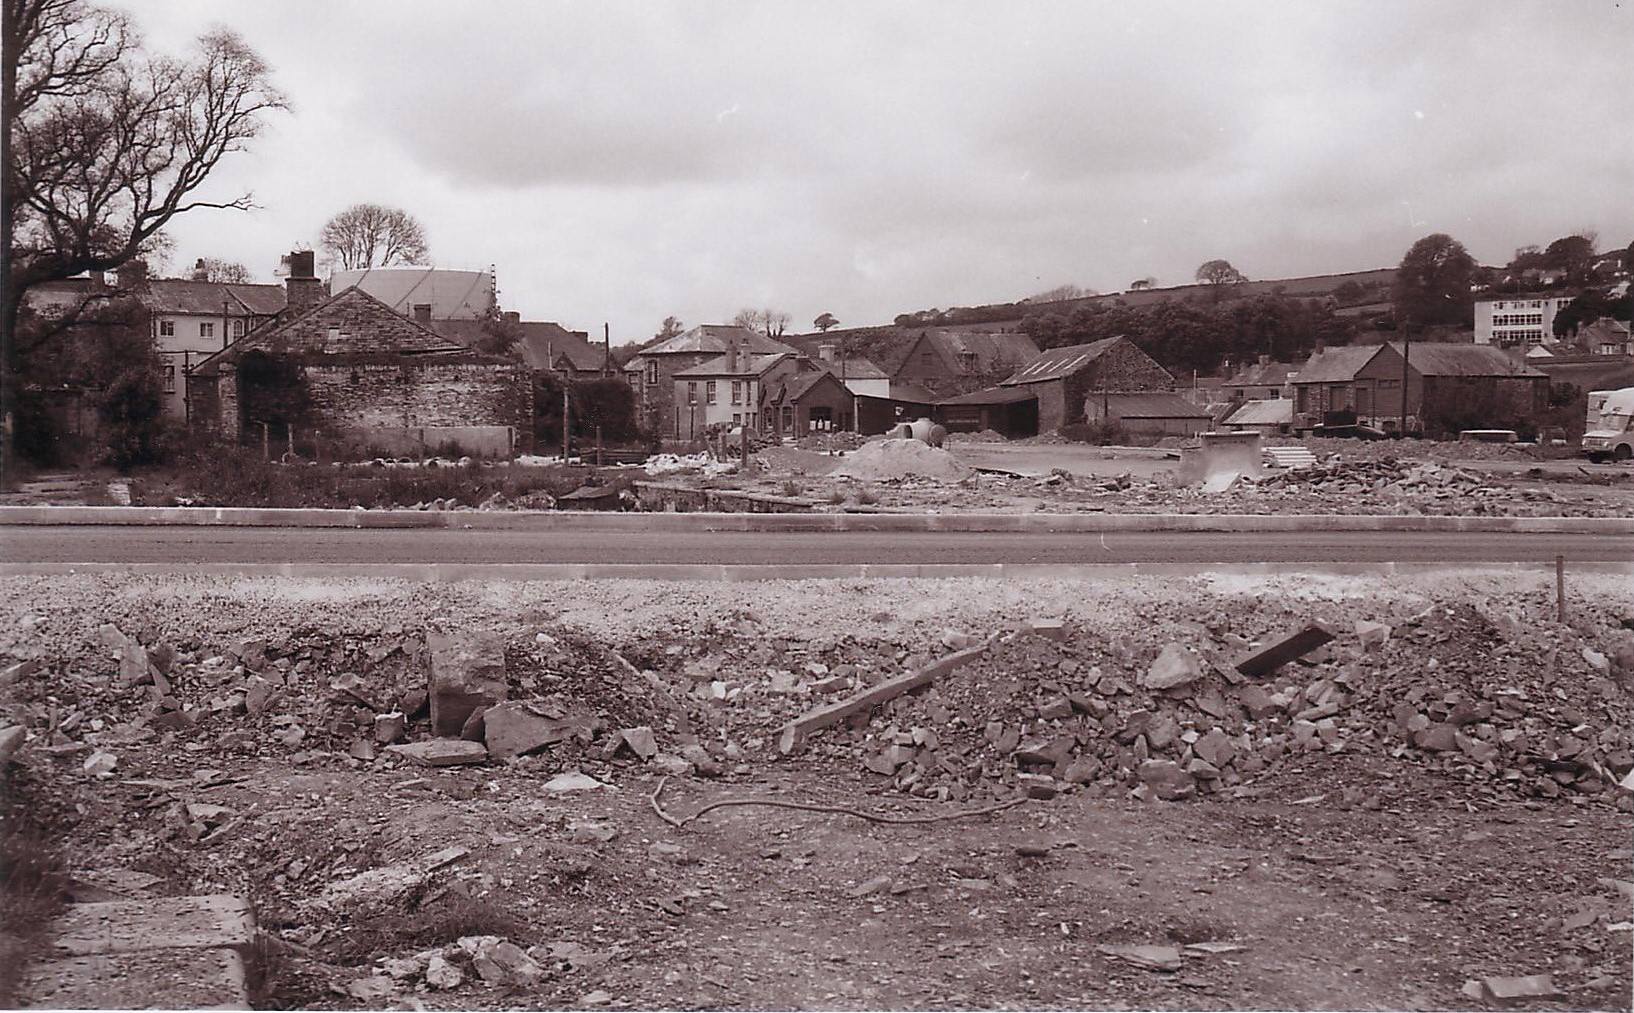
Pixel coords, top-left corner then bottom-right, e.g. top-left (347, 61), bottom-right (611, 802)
top-left (426, 631), bottom-right (508, 737)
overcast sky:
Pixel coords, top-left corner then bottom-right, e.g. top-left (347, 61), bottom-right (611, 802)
top-left (118, 1), bottom-right (1633, 341)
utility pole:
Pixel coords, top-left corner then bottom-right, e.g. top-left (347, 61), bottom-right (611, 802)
top-left (561, 386), bottom-right (570, 462)
top-left (603, 322), bottom-right (612, 378)
top-left (1400, 317), bottom-right (1411, 436)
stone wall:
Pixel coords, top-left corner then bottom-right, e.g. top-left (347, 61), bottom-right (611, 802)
top-left (302, 361), bottom-right (531, 433)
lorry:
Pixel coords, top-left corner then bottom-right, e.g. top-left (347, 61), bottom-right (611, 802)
top-left (1581, 387), bottom-right (1634, 462)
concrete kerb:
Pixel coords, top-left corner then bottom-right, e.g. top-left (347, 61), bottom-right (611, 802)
top-left (3, 505), bottom-right (1633, 535)
top-left (2, 561), bottom-right (1632, 581)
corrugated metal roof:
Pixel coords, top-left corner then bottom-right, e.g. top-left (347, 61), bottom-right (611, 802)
top-left (937, 385), bottom-right (1039, 406)
top-left (1000, 336), bottom-right (1124, 385)
top-left (1222, 399), bottom-right (1294, 426)
top-left (330, 268), bottom-right (495, 320)
top-left (1101, 392), bottom-right (1213, 418)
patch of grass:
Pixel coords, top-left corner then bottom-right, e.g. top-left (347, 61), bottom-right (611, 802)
top-left (328, 888), bottom-right (524, 964)
top-left (853, 486), bottom-right (879, 505)
top-left (779, 479), bottom-right (803, 498)
top-left (0, 788), bottom-right (71, 1006)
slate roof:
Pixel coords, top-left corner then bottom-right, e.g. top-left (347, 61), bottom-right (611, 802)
top-left (919, 331), bottom-right (1041, 377)
top-left (886, 381), bottom-right (938, 404)
top-left (776, 369), bottom-right (848, 403)
top-left (1223, 359), bottom-right (1299, 388)
top-left (1100, 392), bottom-right (1213, 419)
top-left (1222, 399), bottom-right (1295, 426)
top-left (330, 268), bottom-right (495, 320)
top-left (1000, 336), bottom-right (1125, 385)
top-left (1388, 342), bottom-right (1546, 377)
top-left (1290, 345), bottom-right (1389, 384)
top-left (672, 352), bottom-right (793, 378)
top-left (191, 286), bottom-right (466, 374)
top-left (429, 319), bottom-right (610, 372)
top-left (822, 357), bottom-right (889, 380)
top-left (143, 279), bottom-right (286, 317)
top-left (639, 324), bottom-right (798, 357)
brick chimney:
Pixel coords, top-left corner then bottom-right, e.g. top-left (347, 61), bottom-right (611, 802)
top-left (503, 311), bottom-right (520, 324)
top-left (283, 250), bottom-right (324, 314)
top-left (192, 258), bottom-right (209, 281)
top-left (818, 342), bottom-right (837, 362)
top-left (726, 338), bottom-right (740, 373)
top-left (412, 303), bottom-right (432, 323)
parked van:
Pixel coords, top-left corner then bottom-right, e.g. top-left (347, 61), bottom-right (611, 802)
top-left (1582, 388), bottom-right (1634, 462)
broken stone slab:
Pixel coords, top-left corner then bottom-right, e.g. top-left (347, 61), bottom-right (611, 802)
top-left (1355, 620), bottom-right (1392, 650)
top-left (778, 641), bottom-right (990, 754)
top-left (20, 947), bottom-right (249, 1009)
top-left (1414, 723), bottom-right (1457, 752)
top-left (426, 630), bottom-right (508, 737)
top-left (0, 725), bottom-right (26, 766)
top-left (1481, 973), bottom-right (1559, 1002)
top-left (1095, 943), bottom-right (1184, 972)
top-left (1234, 621), bottom-right (1337, 679)
top-left (373, 711), bottom-right (406, 744)
top-left (1027, 618), bottom-right (1068, 641)
top-left (1142, 643), bottom-right (1202, 692)
top-left (386, 740), bottom-right (488, 767)
top-left (543, 771), bottom-right (613, 793)
top-left (481, 702), bottom-right (577, 760)
top-left (1137, 760), bottom-right (1195, 801)
top-left (50, 895), bottom-right (254, 957)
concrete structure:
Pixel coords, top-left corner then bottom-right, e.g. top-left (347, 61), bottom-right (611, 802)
top-left (1474, 292), bottom-right (1576, 349)
top-left (188, 256), bottom-right (531, 456)
top-left (1291, 342), bottom-right (1548, 434)
top-left (330, 266), bottom-right (496, 321)
top-left (628, 325), bottom-right (798, 439)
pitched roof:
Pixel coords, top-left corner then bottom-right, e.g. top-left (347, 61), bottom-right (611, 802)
top-left (1223, 359), bottom-right (1299, 387)
top-left (1388, 342), bottom-right (1546, 377)
top-left (329, 267), bottom-right (495, 320)
top-left (938, 384), bottom-right (1039, 406)
top-left (921, 331), bottom-right (1041, 377)
top-left (1101, 392), bottom-right (1213, 419)
top-left (778, 369), bottom-right (849, 403)
top-left (1291, 344), bottom-right (1388, 384)
top-left (1223, 399), bottom-right (1295, 426)
top-left (428, 319), bottom-right (610, 371)
top-left (639, 324), bottom-right (798, 357)
top-left (673, 352), bottom-right (792, 378)
top-left (191, 285), bottom-right (466, 373)
top-left (821, 357), bottom-right (889, 380)
top-left (1578, 317), bottom-right (1632, 346)
top-left (887, 381), bottom-right (938, 404)
top-left (1000, 336), bottom-right (1125, 385)
top-left (141, 278), bottom-right (287, 317)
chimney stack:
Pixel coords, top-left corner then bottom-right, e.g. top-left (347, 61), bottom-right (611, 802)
top-left (726, 339), bottom-right (740, 373)
top-left (283, 250), bottom-right (324, 314)
top-left (503, 310), bottom-right (521, 324)
top-left (412, 303), bottom-right (432, 323)
top-left (1314, 340), bottom-right (1326, 356)
top-left (192, 258), bottom-right (209, 281)
top-left (818, 342), bottom-right (837, 362)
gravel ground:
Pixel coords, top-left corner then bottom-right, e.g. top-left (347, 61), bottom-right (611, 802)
top-left (2, 571), bottom-right (1631, 1010)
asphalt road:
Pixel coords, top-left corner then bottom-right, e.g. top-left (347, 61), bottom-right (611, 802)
top-left (1, 525), bottom-right (1630, 566)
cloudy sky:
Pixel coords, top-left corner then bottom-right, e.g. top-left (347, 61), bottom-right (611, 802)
top-left (119, 1), bottom-right (1633, 341)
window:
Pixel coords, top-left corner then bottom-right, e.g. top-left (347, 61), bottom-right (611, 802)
top-left (162, 365), bottom-right (176, 393)
top-left (706, 380), bottom-right (717, 404)
top-left (687, 382), bottom-right (697, 404)
top-left (731, 380), bottom-right (743, 405)
top-left (199, 322), bottom-right (214, 338)
top-left (732, 413), bottom-right (741, 425)
top-left (233, 318), bottom-right (246, 337)
top-left (158, 320), bottom-right (175, 337)
top-left (645, 361), bottom-right (659, 385)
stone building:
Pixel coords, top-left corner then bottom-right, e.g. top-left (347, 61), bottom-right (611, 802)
top-left (626, 324), bottom-right (798, 439)
top-left (187, 253), bottom-right (532, 457)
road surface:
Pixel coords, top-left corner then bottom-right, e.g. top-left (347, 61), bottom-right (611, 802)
top-left (1, 526), bottom-right (1628, 567)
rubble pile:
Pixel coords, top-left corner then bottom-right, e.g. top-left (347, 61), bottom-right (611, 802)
top-left (829, 439), bottom-right (975, 483)
top-left (798, 604), bottom-right (1634, 807)
top-left (793, 430), bottom-right (867, 452)
top-left (1249, 458), bottom-right (1543, 503)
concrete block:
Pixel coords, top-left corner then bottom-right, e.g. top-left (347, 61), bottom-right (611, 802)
top-left (20, 947), bottom-right (249, 1009)
top-left (426, 631), bottom-right (508, 737)
top-left (50, 895), bottom-right (253, 957)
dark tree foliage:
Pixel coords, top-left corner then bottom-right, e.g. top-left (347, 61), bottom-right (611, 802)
top-left (533, 373), bottom-right (639, 449)
top-left (1393, 233), bottom-right (1476, 328)
top-left (1019, 293), bottom-right (1357, 377)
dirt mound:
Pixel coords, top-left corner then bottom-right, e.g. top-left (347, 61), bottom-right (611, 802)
top-left (829, 439), bottom-right (974, 483)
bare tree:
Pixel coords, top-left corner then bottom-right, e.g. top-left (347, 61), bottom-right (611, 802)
top-left (3, 0), bottom-right (286, 480)
top-left (194, 256), bottom-right (252, 283)
top-left (318, 203), bottom-right (429, 270)
top-left (732, 307), bottom-right (790, 340)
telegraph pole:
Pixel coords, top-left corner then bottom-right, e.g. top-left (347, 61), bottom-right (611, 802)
top-left (1400, 316), bottom-right (1411, 436)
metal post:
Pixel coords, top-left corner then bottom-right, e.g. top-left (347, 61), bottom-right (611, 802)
top-left (1400, 321), bottom-right (1411, 435)
top-left (595, 425), bottom-right (603, 467)
top-left (1556, 555), bottom-right (1565, 622)
top-left (740, 420), bottom-right (749, 461)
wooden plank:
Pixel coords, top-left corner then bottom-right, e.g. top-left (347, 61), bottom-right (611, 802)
top-left (1233, 621), bottom-right (1337, 678)
top-left (777, 641), bottom-right (991, 753)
